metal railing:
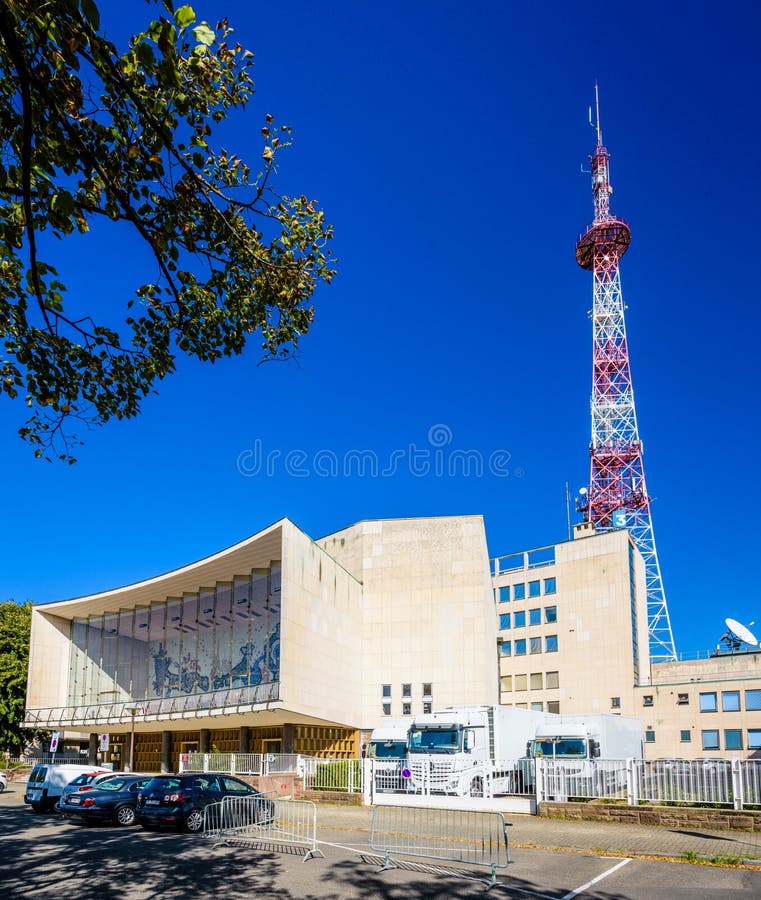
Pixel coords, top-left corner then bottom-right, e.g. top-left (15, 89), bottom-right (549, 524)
top-left (180, 752), bottom-right (300, 776)
top-left (390, 757), bottom-right (535, 798)
top-left (301, 757), bottom-right (363, 793)
top-left (203, 796), bottom-right (324, 862)
top-left (536, 758), bottom-right (761, 810)
top-left (371, 805), bottom-right (511, 888)
top-left (23, 682), bottom-right (280, 728)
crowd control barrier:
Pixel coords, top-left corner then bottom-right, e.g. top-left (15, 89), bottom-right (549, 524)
top-left (203, 796), bottom-right (324, 862)
top-left (370, 804), bottom-right (511, 889)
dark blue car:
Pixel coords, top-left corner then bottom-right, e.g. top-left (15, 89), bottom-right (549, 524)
top-left (136, 773), bottom-right (268, 833)
top-left (60, 775), bottom-right (152, 826)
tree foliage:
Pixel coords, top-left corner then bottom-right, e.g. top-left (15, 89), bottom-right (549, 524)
top-left (0, 600), bottom-right (33, 752)
top-left (0, 0), bottom-right (335, 461)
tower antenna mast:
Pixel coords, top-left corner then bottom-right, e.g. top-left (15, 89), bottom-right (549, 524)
top-left (575, 86), bottom-right (677, 662)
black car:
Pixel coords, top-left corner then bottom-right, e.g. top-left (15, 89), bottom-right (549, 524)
top-left (60, 775), bottom-right (152, 826)
top-left (136, 773), bottom-right (269, 833)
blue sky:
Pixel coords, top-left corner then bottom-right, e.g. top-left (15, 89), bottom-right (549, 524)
top-left (2, 1), bottom-right (759, 655)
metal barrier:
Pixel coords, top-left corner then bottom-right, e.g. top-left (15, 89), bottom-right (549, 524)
top-left (203, 796), bottom-right (324, 862)
top-left (370, 804), bottom-right (511, 889)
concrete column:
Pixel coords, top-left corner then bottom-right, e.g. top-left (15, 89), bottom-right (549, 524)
top-left (199, 729), bottom-right (210, 753)
top-left (238, 726), bottom-right (250, 754)
top-left (124, 733), bottom-right (133, 772)
top-left (282, 724), bottom-right (295, 755)
top-left (161, 731), bottom-right (172, 773)
top-left (88, 733), bottom-right (98, 765)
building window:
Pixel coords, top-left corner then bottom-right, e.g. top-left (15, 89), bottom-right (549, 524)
top-left (699, 692), bottom-right (717, 713)
top-left (531, 702), bottom-right (543, 711)
top-left (402, 702), bottom-right (412, 716)
top-left (382, 703), bottom-right (391, 716)
top-left (547, 701), bottom-right (560, 714)
top-left (722, 691), bottom-right (740, 712)
top-left (642, 695), bottom-right (653, 707)
top-left (644, 729), bottom-right (655, 743)
top-left (677, 693), bottom-right (689, 705)
top-left (499, 613), bottom-right (511, 630)
top-left (515, 639), bottom-right (527, 656)
top-left (499, 640), bottom-right (512, 656)
top-left (382, 684), bottom-right (391, 699)
top-left (514, 674), bottom-right (527, 692)
top-left (513, 583), bottom-right (525, 600)
top-left (544, 577), bottom-right (556, 595)
top-left (746, 689), bottom-right (761, 711)
top-left (515, 702), bottom-right (528, 710)
top-left (500, 676), bottom-right (512, 692)
top-left (748, 729), bottom-right (761, 750)
top-left (402, 683), bottom-right (411, 698)
top-left (422, 683), bottom-right (432, 697)
top-left (499, 586), bottom-right (510, 603)
top-left (529, 637), bottom-right (542, 654)
top-left (545, 605), bottom-right (557, 624)
top-left (724, 729), bottom-right (743, 751)
top-left (423, 701), bottom-right (432, 714)
top-left (701, 729), bottom-right (720, 751)
top-left (611, 697), bottom-right (621, 709)
top-left (513, 611), bottom-right (526, 628)
top-left (528, 580), bottom-right (541, 598)
top-left (545, 635), bottom-right (558, 653)
top-left (530, 672), bottom-right (543, 690)
top-left (680, 730), bottom-right (691, 743)
top-left (546, 671), bottom-right (559, 690)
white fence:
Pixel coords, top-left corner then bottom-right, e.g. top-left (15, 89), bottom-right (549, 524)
top-left (180, 752), bottom-right (300, 776)
top-left (536, 758), bottom-right (761, 810)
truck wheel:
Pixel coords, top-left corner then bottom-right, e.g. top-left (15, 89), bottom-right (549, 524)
top-left (469, 777), bottom-right (484, 798)
top-left (31, 802), bottom-right (43, 813)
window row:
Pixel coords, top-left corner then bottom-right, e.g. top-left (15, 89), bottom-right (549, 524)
top-left (381, 701), bottom-right (433, 716)
top-left (500, 636), bottom-right (558, 656)
top-left (699, 689), bottom-right (761, 713)
top-left (496, 577), bottom-right (556, 603)
top-left (508, 700), bottom-right (561, 714)
top-left (381, 683), bottom-right (433, 699)
top-left (501, 671), bottom-right (559, 692)
top-left (499, 606), bottom-right (557, 630)
top-left (643, 728), bottom-right (761, 751)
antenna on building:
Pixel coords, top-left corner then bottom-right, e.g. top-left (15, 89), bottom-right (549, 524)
top-left (717, 617), bottom-right (758, 653)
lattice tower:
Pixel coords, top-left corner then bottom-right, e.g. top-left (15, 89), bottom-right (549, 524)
top-left (576, 87), bottom-right (677, 663)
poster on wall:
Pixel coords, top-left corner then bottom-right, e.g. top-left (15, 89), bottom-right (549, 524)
top-left (99, 734), bottom-right (110, 752)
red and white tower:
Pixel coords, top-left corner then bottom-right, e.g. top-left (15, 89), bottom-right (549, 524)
top-left (576, 86), bottom-right (677, 662)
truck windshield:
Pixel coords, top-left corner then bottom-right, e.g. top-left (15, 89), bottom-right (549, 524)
top-left (532, 738), bottom-right (587, 758)
top-left (407, 728), bottom-right (460, 754)
top-left (368, 741), bottom-right (405, 759)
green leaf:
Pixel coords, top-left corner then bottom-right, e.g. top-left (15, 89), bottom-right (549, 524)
top-left (193, 22), bottom-right (215, 46)
top-left (80, 0), bottom-right (100, 30)
top-left (175, 5), bottom-right (196, 28)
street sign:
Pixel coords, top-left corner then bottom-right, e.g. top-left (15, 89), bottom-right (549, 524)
top-left (99, 734), bottom-right (110, 752)
top-left (50, 732), bottom-right (60, 754)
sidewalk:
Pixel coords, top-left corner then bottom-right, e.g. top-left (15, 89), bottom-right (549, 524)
top-left (315, 804), bottom-right (761, 864)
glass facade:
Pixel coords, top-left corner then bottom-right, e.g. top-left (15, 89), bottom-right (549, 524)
top-left (67, 562), bottom-right (281, 705)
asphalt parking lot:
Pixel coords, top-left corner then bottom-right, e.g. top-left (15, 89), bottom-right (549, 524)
top-left (2, 782), bottom-right (760, 898)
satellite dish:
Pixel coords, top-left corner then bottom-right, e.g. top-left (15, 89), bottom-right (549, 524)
top-left (721, 619), bottom-right (758, 650)
top-left (578, 487), bottom-right (588, 495)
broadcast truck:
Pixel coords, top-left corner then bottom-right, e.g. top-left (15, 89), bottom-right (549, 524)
top-left (405, 705), bottom-right (546, 797)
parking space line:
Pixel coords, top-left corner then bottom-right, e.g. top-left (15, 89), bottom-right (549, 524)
top-left (560, 858), bottom-right (631, 899)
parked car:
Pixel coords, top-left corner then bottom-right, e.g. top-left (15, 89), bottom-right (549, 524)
top-left (60, 771), bottom-right (120, 805)
top-left (136, 773), bottom-right (271, 833)
top-left (60, 775), bottom-right (152, 826)
top-left (25, 764), bottom-right (110, 812)
top-left (0, 771), bottom-right (7, 792)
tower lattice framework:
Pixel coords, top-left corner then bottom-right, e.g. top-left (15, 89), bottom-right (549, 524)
top-left (576, 88), bottom-right (676, 663)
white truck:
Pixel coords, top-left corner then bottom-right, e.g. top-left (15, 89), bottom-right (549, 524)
top-left (367, 719), bottom-right (410, 763)
top-left (526, 713), bottom-right (644, 796)
top-left (405, 705), bottom-right (546, 797)
top-left (527, 714), bottom-right (644, 762)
